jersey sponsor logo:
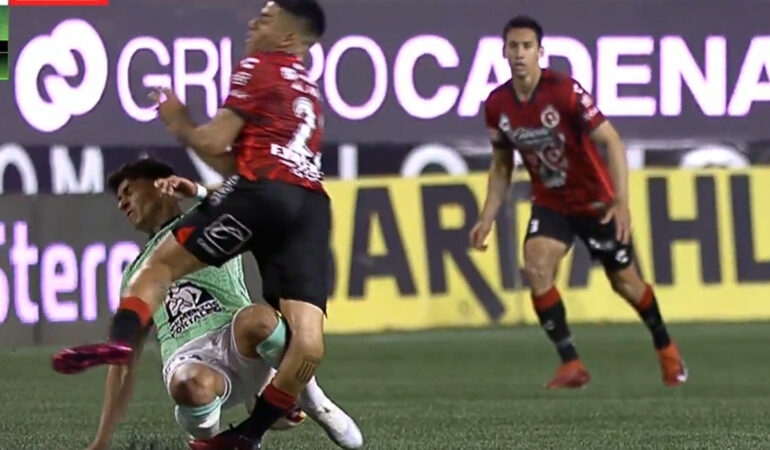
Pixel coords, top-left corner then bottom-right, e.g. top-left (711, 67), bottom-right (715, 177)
top-left (506, 125), bottom-right (568, 189)
top-left (208, 175), bottom-right (238, 207)
top-left (202, 214), bottom-right (253, 256)
top-left (165, 281), bottom-right (224, 336)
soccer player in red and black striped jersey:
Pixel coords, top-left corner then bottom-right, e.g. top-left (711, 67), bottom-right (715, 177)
top-left (470, 15), bottom-right (688, 389)
top-left (52, 1), bottom-right (336, 448)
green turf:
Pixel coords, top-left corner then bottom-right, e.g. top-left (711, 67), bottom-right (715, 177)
top-left (1, 323), bottom-right (769, 450)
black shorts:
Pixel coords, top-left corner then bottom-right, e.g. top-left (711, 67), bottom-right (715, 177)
top-left (173, 176), bottom-right (331, 313)
top-left (524, 205), bottom-right (634, 272)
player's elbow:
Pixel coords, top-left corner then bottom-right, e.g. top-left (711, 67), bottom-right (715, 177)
top-left (194, 131), bottom-right (230, 156)
top-left (186, 122), bottom-right (232, 156)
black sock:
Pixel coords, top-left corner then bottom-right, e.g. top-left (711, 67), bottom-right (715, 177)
top-left (109, 309), bottom-right (142, 345)
top-left (533, 288), bottom-right (579, 363)
top-left (109, 297), bottom-right (152, 346)
top-left (239, 384), bottom-right (294, 440)
top-left (636, 286), bottom-right (671, 350)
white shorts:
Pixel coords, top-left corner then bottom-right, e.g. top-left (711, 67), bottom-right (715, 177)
top-left (161, 308), bottom-right (274, 410)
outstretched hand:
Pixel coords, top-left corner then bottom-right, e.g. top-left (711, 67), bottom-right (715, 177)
top-left (148, 87), bottom-right (190, 136)
top-left (469, 220), bottom-right (493, 251)
top-left (154, 175), bottom-right (198, 200)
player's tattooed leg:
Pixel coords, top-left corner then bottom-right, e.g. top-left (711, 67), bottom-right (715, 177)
top-left (295, 356), bottom-right (321, 384)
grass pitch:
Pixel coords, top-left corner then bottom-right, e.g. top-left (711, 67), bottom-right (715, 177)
top-left (1, 323), bottom-right (768, 450)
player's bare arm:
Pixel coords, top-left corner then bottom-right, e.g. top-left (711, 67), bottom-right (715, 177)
top-left (590, 121), bottom-right (632, 243)
top-left (88, 333), bottom-right (147, 450)
top-left (195, 153), bottom-right (238, 177)
top-left (150, 88), bottom-right (244, 159)
top-left (177, 108), bottom-right (244, 156)
top-left (154, 175), bottom-right (218, 203)
top-left (470, 139), bottom-right (514, 251)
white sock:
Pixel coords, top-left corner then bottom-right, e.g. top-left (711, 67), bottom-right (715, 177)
top-left (299, 376), bottom-right (329, 411)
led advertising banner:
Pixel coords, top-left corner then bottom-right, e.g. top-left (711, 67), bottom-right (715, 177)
top-left (0, 0), bottom-right (768, 146)
top-left (2, 169), bottom-right (769, 345)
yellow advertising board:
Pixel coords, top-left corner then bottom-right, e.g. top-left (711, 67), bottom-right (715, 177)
top-left (323, 169), bottom-right (770, 333)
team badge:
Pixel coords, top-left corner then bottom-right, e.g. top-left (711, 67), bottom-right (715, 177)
top-left (540, 105), bottom-right (560, 128)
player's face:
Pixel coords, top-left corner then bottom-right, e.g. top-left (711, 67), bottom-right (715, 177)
top-left (245, 1), bottom-right (296, 54)
top-left (504, 28), bottom-right (543, 78)
top-left (116, 178), bottom-right (165, 233)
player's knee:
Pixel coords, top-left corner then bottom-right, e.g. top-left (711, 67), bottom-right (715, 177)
top-left (236, 304), bottom-right (280, 346)
top-left (523, 259), bottom-right (556, 289)
top-left (279, 300), bottom-right (326, 370)
top-left (523, 240), bottom-right (561, 290)
top-left (170, 364), bottom-right (221, 406)
top-left (286, 321), bottom-right (325, 365)
top-left (290, 327), bottom-right (325, 358)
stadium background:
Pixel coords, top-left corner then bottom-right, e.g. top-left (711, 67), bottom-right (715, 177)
top-left (1, 1), bottom-right (769, 449)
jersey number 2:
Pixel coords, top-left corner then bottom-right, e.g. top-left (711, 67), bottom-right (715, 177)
top-left (270, 96), bottom-right (323, 181)
top-left (287, 96), bottom-right (317, 155)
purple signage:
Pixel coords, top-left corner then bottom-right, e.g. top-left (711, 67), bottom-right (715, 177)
top-left (0, 0), bottom-right (768, 145)
top-left (0, 221), bottom-right (140, 324)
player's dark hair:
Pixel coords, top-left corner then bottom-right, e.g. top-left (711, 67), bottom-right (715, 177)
top-left (107, 158), bottom-right (176, 193)
top-left (275, 0), bottom-right (326, 39)
top-left (503, 15), bottom-right (543, 45)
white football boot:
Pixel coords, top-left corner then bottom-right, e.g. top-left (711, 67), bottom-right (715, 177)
top-left (298, 380), bottom-right (363, 449)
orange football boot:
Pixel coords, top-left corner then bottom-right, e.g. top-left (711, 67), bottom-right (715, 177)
top-left (544, 359), bottom-right (590, 389)
top-left (657, 342), bottom-right (688, 386)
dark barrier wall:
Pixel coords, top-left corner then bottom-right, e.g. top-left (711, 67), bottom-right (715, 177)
top-left (2, 169), bottom-right (770, 345)
top-left (1, 0), bottom-right (768, 145)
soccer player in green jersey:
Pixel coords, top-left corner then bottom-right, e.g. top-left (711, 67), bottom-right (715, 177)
top-left (84, 159), bottom-right (362, 450)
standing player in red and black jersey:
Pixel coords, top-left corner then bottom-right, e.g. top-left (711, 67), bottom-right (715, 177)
top-left (52, 1), bottom-right (336, 448)
top-left (470, 16), bottom-right (688, 389)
